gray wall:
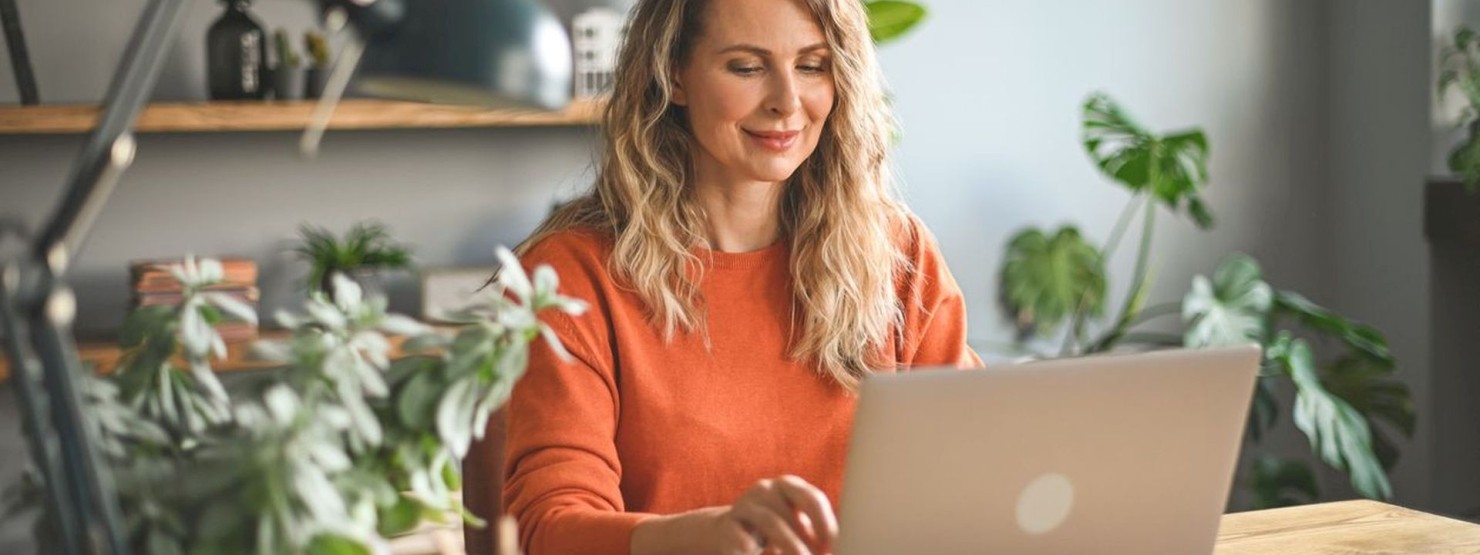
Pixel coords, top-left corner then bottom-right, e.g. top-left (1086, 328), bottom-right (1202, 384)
top-left (0, 0), bottom-right (1463, 550)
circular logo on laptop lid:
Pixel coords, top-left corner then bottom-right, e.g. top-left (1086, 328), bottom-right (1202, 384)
top-left (1016, 472), bottom-right (1074, 535)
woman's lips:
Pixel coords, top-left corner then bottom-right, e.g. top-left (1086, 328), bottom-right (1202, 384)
top-left (745, 129), bottom-right (800, 152)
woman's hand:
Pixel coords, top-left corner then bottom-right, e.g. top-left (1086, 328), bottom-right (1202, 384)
top-left (630, 475), bottom-right (840, 555)
top-left (724, 475), bottom-right (839, 555)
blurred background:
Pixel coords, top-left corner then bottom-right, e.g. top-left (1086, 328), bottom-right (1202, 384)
top-left (1, 0), bottom-right (1476, 552)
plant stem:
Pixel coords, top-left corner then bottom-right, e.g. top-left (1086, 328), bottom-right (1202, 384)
top-left (1125, 301), bottom-right (1182, 329)
top-left (1060, 193), bottom-right (1145, 357)
top-left (1085, 195), bottom-right (1158, 353)
top-left (1101, 192), bottom-right (1143, 262)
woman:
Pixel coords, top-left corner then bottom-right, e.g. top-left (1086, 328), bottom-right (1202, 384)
top-left (494, 0), bottom-right (981, 553)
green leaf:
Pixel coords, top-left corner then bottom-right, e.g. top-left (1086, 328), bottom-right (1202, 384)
top-left (997, 226), bottom-right (1107, 337)
top-left (1323, 354), bottom-right (1414, 471)
top-left (1249, 455), bottom-right (1318, 509)
top-left (296, 220), bottom-right (414, 293)
top-left (1182, 254), bottom-right (1272, 348)
top-left (1082, 93), bottom-right (1215, 229)
top-left (1269, 334), bottom-right (1392, 500)
top-left (396, 370), bottom-right (442, 430)
top-left (1449, 131), bottom-right (1480, 193)
top-left (377, 496), bottom-right (423, 538)
top-left (866, 1), bottom-right (927, 44)
top-left (306, 534), bottom-right (372, 555)
top-left (1274, 291), bottom-right (1391, 365)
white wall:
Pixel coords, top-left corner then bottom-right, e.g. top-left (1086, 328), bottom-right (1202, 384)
top-left (879, 0), bottom-right (1333, 352)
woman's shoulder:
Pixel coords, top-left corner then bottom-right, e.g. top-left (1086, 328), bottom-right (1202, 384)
top-left (519, 226), bottom-right (615, 271)
top-left (888, 209), bottom-right (943, 266)
top-left (887, 209), bottom-right (961, 302)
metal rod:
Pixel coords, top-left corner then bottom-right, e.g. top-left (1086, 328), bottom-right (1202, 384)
top-left (0, 0), bottom-right (39, 105)
top-left (0, 265), bottom-right (83, 554)
top-left (3, 0), bottom-right (192, 553)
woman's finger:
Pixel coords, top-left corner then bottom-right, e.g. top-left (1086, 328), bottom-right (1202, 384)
top-left (742, 481), bottom-right (818, 545)
top-left (731, 501), bottom-right (813, 555)
top-left (774, 475), bottom-right (839, 549)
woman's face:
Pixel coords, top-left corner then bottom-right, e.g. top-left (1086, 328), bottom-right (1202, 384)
top-left (673, 0), bottom-right (835, 186)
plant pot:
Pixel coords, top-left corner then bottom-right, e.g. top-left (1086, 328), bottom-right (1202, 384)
top-left (273, 66), bottom-right (304, 100)
top-left (320, 267), bottom-right (385, 302)
top-left (306, 66), bottom-right (330, 99)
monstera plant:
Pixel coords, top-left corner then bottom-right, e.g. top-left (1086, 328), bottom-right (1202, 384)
top-left (4, 249), bottom-right (585, 554)
top-left (996, 93), bottom-right (1413, 508)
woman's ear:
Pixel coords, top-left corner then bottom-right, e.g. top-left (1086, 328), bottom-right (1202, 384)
top-left (671, 70), bottom-right (689, 106)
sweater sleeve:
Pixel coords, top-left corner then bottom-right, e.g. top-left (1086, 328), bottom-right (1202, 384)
top-left (898, 214), bottom-right (985, 369)
top-left (501, 234), bottom-right (654, 555)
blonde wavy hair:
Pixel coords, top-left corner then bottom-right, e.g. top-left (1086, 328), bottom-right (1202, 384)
top-left (520, 0), bottom-right (907, 390)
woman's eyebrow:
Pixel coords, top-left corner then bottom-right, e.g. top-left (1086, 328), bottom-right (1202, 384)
top-left (716, 42), bottom-right (830, 56)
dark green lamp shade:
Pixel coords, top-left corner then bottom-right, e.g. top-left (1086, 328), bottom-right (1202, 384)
top-left (353, 0), bottom-right (573, 111)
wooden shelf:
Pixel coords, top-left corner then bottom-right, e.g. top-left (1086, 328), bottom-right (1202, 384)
top-left (0, 330), bottom-right (435, 382)
top-left (0, 98), bottom-right (604, 134)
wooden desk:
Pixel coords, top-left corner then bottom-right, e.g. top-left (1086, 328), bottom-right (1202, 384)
top-left (1216, 499), bottom-right (1480, 553)
top-left (389, 499), bottom-right (1480, 555)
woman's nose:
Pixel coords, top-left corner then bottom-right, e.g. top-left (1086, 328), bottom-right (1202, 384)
top-left (766, 72), bottom-right (802, 117)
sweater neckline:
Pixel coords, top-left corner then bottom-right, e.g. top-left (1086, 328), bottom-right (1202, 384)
top-left (693, 239), bottom-right (789, 269)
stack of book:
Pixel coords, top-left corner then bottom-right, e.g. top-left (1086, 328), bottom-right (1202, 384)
top-left (129, 257), bottom-right (260, 342)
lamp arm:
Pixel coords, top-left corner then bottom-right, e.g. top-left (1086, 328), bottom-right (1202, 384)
top-left (0, 0), bottom-right (40, 105)
top-left (0, 1), bottom-right (191, 554)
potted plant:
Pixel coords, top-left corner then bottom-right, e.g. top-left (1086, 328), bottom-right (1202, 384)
top-left (305, 30), bottom-right (332, 99)
top-left (294, 221), bottom-right (414, 300)
top-left (1438, 26), bottom-right (1480, 193)
top-left (996, 93), bottom-right (1413, 509)
top-left (272, 28), bottom-right (304, 101)
top-left (3, 249), bottom-right (584, 554)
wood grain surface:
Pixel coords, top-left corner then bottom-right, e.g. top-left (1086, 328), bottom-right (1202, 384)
top-left (0, 98), bottom-right (603, 134)
top-left (1216, 499), bottom-right (1480, 554)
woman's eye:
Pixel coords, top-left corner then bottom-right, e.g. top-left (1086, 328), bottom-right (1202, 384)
top-left (799, 65), bottom-right (826, 74)
top-left (729, 65), bottom-right (763, 76)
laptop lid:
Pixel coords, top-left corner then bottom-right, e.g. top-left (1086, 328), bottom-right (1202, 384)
top-left (835, 345), bottom-right (1260, 555)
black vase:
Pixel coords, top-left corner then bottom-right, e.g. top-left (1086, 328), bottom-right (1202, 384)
top-left (206, 0), bottom-right (269, 100)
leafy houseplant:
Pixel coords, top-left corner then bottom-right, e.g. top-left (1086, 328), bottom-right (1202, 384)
top-left (996, 93), bottom-right (1414, 509)
top-left (5, 249), bottom-right (585, 554)
top-left (272, 28), bottom-right (304, 101)
top-left (864, 0), bottom-right (927, 44)
top-left (304, 30), bottom-right (332, 99)
top-left (1438, 26), bottom-right (1480, 192)
top-left (295, 221), bottom-right (414, 300)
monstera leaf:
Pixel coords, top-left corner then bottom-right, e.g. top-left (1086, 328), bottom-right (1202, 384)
top-left (866, 1), bottom-right (927, 44)
top-left (1269, 334), bottom-right (1392, 500)
top-left (1323, 355), bottom-right (1414, 471)
top-left (1182, 254), bottom-right (1272, 348)
top-left (998, 226), bottom-right (1107, 337)
top-left (1082, 93), bottom-right (1214, 228)
top-left (1273, 291), bottom-right (1392, 366)
top-left (1250, 455), bottom-right (1319, 510)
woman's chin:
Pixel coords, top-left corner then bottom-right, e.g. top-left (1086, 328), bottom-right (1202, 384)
top-left (745, 162), bottom-right (806, 183)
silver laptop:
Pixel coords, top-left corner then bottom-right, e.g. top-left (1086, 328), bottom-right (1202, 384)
top-left (835, 345), bottom-right (1260, 555)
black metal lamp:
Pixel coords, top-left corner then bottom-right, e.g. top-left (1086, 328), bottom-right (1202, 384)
top-left (351, 0), bottom-right (573, 109)
top-left (0, 2), bottom-right (572, 554)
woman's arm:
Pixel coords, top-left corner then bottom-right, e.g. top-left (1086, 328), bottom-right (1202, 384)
top-left (631, 476), bottom-right (838, 555)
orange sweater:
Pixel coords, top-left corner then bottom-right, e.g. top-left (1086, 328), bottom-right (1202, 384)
top-left (501, 215), bottom-right (981, 554)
